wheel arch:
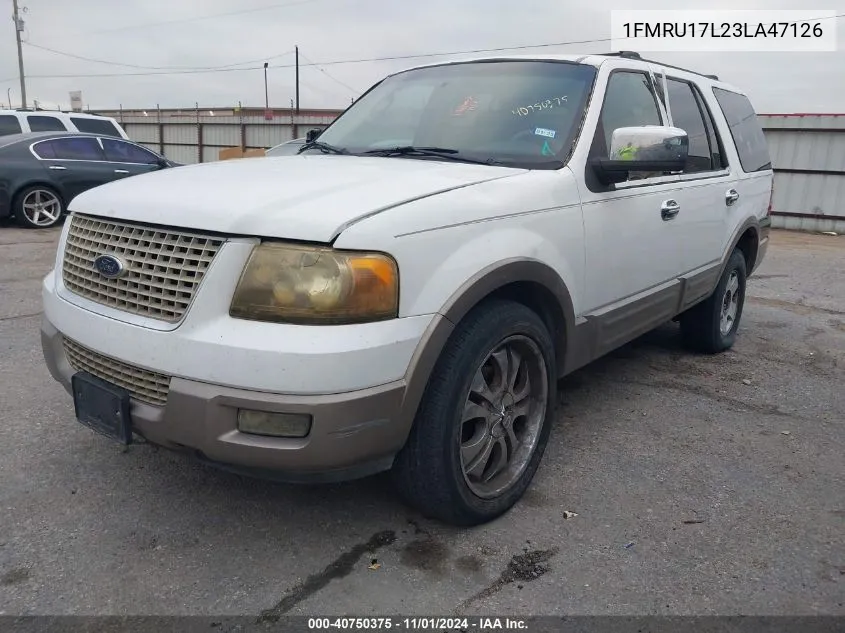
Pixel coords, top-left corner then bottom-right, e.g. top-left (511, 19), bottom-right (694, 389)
top-left (397, 258), bottom-right (575, 439)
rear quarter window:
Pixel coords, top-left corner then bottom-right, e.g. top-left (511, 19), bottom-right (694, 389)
top-left (70, 117), bottom-right (122, 137)
top-left (27, 115), bottom-right (68, 132)
top-left (712, 88), bottom-right (771, 173)
top-left (0, 115), bottom-right (23, 136)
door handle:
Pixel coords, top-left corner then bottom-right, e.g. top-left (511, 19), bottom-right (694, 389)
top-left (661, 199), bottom-right (680, 221)
top-left (114, 169), bottom-right (130, 174)
top-left (48, 165), bottom-right (66, 171)
top-left (726, 189), bottom-right (740, 206)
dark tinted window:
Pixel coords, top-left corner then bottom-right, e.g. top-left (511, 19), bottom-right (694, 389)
top-left (666, 79), bottom-right (712, 172)
top-left (71, 117), bottom-right (122, 137)
top-left (27, 115), bottom-right (67, 132)
top-left (102, 138), bottom-right (159, 164)
top-left (50, 137), bottom-right (105, 161)
top-left (695, 89), bottom-right (727, 169)
top-left (712, 88), bottom-right (771, 172)
top-left (0, 115), bottom-right (23, 136)
top-left (32, 140), bottom-right (57, 159)
top-left (598, 72), bottom-right (662, 156)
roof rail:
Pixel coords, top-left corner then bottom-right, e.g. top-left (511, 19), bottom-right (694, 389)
top-left (599, 51), bottom-right (643, 59)
top-left (598, 52), bottom-right (719, 81)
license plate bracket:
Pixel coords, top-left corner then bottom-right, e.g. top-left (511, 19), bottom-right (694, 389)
top-left (71, 372), bottom-right (133, 445)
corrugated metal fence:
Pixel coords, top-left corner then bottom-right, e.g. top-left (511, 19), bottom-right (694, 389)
top-left (109, 108), bottom-right (343, 166)
top-left (760, 114), bottom-right (845, 233)
top-left (106, 108), bottom-right (844, 233)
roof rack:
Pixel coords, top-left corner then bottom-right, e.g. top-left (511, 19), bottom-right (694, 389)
top-left (597, 52), bottom-right (719, 81)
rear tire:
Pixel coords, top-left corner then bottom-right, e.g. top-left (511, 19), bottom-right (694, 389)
top-left (680, 249), bottom-right (747, 353)
top-left (391, 299), bottom-right (557, 526)
top-left (14, 185), bottom-right (65, 229)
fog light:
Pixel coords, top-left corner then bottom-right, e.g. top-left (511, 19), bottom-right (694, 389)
top-left (237, 410), bottom-right (312, 438)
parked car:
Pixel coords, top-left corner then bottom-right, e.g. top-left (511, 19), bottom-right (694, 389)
top-left (265, 137), bottom-right (306, 156)
top-left (40, 52), bottom-right (773, 525)
top-left (0, 109), bottom-right (130, 139)
top-left (0, 132), bottom-right (178, 228)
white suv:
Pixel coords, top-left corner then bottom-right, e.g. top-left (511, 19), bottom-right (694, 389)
top-left (41, 52), bottom-right (773, 526)
top-left (0, 109), bottom-right (129, 139)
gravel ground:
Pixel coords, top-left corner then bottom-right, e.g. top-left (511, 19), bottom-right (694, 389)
top-left (0, 223), bottom-right (842, 617)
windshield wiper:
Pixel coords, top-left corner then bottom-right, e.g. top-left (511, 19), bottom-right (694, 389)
top-left (297, 140), bottom-right (349, 155)
top-left (362, 146), bottom-right (500, 166)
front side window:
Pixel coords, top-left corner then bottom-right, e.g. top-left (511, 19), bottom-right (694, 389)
top-left (102, 138), bottom-right (159, 164)
top-left (49, 137), bottom-right (105, 161)
top-left (313, 61), bottom-right (597, 169)
top-left (27, 115), bottom-right (67, 132)
top-left (597, 71), bottom-right (663, 157)
top-left (712, 88), bottom-right (771, 173)
top-left (0, 115), bottom-right (23, 136)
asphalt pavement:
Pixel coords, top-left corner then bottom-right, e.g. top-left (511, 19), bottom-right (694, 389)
top-left (0, 223), bottom-right (842, 617)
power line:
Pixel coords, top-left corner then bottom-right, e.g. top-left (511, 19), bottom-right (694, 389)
top-left (21, 12), bottom-right (845, 80)
top-left (23, 41), bottom-right (294, 71)
top-left (86, 0), bottom-right (331, 35)
top-left (297, 50), bottom-right (359, 94)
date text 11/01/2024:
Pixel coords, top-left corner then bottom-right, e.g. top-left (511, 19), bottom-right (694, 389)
top-left (621, 21), bottom-right (825, 38)
top-left (307, 617), bottom-right (529, 630)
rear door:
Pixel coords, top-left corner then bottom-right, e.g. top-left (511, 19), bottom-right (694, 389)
top-left (100, 138), bottom-right (165, 178)
top-left (658, 75), bottom-right (736, 307)
top-left (32, 137), bottom-right (119, 201)
top-left (710, 87), bottom-right (774, 243)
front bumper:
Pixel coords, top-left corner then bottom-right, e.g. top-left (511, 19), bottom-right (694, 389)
top-left (42, 317), bottom-right (411, 483)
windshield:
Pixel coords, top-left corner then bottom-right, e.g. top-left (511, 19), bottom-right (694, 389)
top-left (312, 60), bottom-right (597, 169)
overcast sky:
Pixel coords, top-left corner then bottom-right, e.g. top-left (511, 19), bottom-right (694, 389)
top-left (1, 0), bottom-right (843, 113)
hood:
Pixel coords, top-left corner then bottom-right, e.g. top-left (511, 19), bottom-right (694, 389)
top-left (69, 155), bottom-right (525, 242)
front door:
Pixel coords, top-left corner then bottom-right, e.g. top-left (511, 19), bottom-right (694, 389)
top-left (577, 69), bottom-right (685, 343)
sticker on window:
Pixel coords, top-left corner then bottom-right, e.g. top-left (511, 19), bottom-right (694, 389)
top-left (535, 127), bottom-right (556, 139)
top-left (453, 96), bottom-right (478, 116)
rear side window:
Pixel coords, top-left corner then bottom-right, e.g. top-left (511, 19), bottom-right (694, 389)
top-left (27, 115), bottom-right (68, 132)
top-left (71, 117), bottom-right (122, 137)
top-left (0, 115), bottom-right (23, 136)
top-left (712, 88), bottom-right (771, 173)
top-left (49, 137), bottom-right (105, 161)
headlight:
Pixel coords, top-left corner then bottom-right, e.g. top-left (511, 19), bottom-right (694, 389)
top-left (229, 242), bottom-right (399, 324)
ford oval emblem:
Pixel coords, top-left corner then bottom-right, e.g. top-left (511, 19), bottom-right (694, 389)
top-left (93, 254), bottom-right (127, 279)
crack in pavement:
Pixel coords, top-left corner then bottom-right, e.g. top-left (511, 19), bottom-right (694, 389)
top-left (257, 530), bottom-right (396, 622)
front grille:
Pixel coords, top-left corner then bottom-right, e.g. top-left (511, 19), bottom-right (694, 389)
top-left (63, 337), bottom-right (171, 406)
top-left (62, 214), bottom-right (225, 323)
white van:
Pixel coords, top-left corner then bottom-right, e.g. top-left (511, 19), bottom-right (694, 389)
top-left (0, 109), bottom-right (129, 139)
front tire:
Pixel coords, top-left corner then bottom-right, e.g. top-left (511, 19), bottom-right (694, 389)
top-left (391, 299), bottom-right (557, 526)
top-left (680, 248), bottom-right (747, 353)
top-left (14, 186), bottom-right (65, 229)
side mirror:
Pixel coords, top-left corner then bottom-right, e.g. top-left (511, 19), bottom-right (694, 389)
top-left (592, 126), bottom-right (688, 184)
top-left (305, 128), bottom-right (322, 143)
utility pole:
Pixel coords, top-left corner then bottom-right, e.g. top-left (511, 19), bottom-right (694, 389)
top-left (263, 62), bottom-right (269, 108)
top-left (12, 0), bottom-right (26, 109)
top-left (295, 45), bottom-right (300, 113)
